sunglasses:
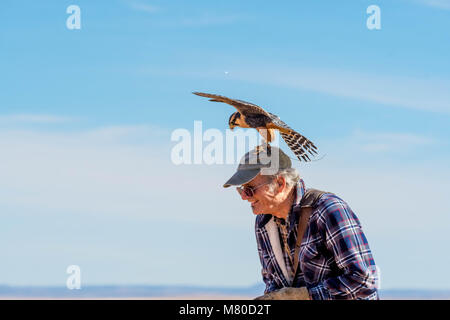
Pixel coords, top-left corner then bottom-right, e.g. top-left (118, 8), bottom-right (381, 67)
top-left (236, 182), bottom-right (271, 197)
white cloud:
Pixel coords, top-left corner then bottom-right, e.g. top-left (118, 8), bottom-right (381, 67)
top-left (350, 130), bottom-right (437, 153)
top-left (143, 65), bottom-right (450, 114)
top-left (232, 67), bottom-right (450, 114)
top-left (129, 1), bottom-right (159, 13)
top-left (0, 114), bottom-right (74, 124)
top-left (0, 123), bottom-right (248, 227)
top-left (415, 0), bottom-right (450, 10)
top-left (125, 0), bottom-right (241, 26)
top-left (179, 14), bottom-right (240, 27)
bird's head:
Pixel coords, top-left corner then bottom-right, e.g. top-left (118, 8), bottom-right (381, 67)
top-left (228, 112), bottom-right (241, 130)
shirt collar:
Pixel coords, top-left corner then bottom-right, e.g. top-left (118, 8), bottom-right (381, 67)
top-left (293, 178), bottom-right (306, 206)
top-left (288, 179), bottom-right (306, 231)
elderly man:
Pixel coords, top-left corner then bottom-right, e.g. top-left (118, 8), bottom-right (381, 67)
top-left (224, 146), bottom-right (379, 300)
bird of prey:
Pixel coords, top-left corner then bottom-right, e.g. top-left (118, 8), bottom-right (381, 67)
top-left (193, 92), bottom-right (318, 162)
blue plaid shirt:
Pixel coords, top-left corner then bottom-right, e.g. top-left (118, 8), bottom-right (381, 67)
top-left (255, 179), bottom-right (379, 300)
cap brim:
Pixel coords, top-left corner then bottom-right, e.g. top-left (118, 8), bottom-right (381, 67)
top-left (223, 169), bottom-right (260, 188)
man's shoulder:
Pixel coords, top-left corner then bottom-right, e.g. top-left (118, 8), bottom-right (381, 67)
top-left (316, 192), bottom-right (349, 209)
top-left (301, 188), bottom-right (344, 210)
top-left (311, 192), bottom-right (360, 226)
top-left (315, 191), bottom-right (344, 205)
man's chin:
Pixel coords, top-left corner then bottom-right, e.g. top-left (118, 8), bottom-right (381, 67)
top-left (251, 202), bottom-right (264, 215)
top-left (252, 211), bottom-right (267, 216)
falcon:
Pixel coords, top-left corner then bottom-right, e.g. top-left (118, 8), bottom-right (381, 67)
top-left (193, 92), bottom-right (318, 162)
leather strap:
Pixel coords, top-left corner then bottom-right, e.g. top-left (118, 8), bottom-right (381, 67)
top-left (292, 207), bottom-right (312, 279)
top-left (292, 189), bottom-right (328, 282)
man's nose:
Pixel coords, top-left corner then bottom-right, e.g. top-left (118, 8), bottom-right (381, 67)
top-left (239, 190), bottom-right (252, 201)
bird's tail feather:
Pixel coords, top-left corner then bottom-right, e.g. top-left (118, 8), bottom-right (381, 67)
top-left (280, 131), bottom-right (318, 162)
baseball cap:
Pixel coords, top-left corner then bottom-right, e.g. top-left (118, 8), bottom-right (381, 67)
top-left (223, 146), bottom-right (292, 188)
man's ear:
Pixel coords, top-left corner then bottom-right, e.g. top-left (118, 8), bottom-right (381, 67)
top-left (277, 176), bottom-right (286, 192)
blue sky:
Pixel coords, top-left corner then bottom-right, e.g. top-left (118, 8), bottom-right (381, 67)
top-left (0, 0), bottom-right (449, 290)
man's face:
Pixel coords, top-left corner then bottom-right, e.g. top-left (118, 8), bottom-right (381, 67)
top-left (238, 174), bottom-right (279, 215)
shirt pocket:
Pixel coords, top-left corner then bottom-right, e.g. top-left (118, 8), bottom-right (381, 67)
top-left (299, 241), bottom-right (330, 284)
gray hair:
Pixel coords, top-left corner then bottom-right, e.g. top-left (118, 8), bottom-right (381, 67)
top-left (265, 168), bottom-right (300, 192)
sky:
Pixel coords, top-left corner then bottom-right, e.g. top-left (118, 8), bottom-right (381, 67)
top-left (0, 0), bottom-right (449, 290)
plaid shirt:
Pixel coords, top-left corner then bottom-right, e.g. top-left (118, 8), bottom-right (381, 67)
top-left (255, 179), bottom-right (379, 300)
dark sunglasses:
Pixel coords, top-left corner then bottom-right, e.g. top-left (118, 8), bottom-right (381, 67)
top-left (236, 182), bottom-right (271, 197)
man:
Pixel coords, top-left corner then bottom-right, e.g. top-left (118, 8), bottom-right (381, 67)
top-left (223, 146), bottom-right (379, 300)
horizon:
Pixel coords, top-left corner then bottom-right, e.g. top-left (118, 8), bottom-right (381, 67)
top-left (2, 284), bottom-right (450, 300)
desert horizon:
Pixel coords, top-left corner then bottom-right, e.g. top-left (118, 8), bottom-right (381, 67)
top-left (1, 285), bottom-right (449, 300)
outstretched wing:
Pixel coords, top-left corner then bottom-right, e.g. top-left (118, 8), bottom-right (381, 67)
top-left (193, 92), bottom-right (271, 117)
top-left (267, 113), bottom-right (318, 162)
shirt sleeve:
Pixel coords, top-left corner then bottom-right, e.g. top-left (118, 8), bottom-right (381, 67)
top-left (308, 197), bottom-right (379, 300)
top-left (261, 266), bottom-right (280, 294)
top-left (256, 238), bottom-right (281, 294)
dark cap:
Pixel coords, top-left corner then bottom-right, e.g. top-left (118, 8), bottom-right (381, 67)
top-left (223, 146), bottom-right (292, 188)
